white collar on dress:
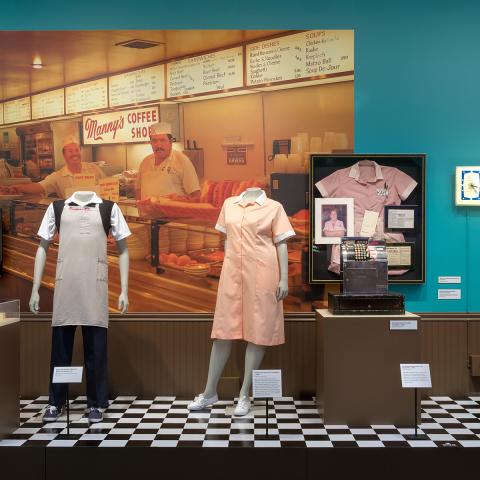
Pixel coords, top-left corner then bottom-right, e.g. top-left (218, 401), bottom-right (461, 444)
top-left (233, 189), bottom-right (267, 205)
top-left (65, 191), bottom-right (103, 205)
top-left (348, 160), bottom-right (384, 182)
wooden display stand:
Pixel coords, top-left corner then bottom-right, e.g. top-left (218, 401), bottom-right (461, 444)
top-left (316, 309), bottom-right (421, 426)
top-left (0, 315), bottom-right (20, 439)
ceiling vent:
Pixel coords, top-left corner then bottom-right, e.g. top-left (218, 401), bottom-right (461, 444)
top-left (116, 39), bottom-right (163, 49)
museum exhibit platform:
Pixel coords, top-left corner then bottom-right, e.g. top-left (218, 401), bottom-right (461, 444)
top-left (0, 395), bottom-right (479, 480)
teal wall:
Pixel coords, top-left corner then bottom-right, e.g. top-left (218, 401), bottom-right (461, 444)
top-left (2, 0), bottom-right (479, 312)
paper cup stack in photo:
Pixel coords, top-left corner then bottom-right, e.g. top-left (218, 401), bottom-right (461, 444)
top-left (159, 226), bottom-right (170, 254)
top-left (204, 229), bottom-right (221, 249)
top-left (187, 225), bottom-right (206, 251)
top-left (126, 223), bottom-right (150, 260)
top-left (168, 223), bottom-right (188, 254)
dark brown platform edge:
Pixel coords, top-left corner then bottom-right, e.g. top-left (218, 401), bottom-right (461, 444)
top-left (0, 445), bottom-right (478, 480)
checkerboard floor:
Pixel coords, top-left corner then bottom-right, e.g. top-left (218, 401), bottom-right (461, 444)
top-left (1, 396), bottom-right (480, 448)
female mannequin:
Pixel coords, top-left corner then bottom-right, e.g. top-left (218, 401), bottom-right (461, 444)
top-left (189, 187), bottom-right (295, 415)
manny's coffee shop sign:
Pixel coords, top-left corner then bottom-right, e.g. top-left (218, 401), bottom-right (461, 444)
top-left (82, 106), bottom-right (159, 145)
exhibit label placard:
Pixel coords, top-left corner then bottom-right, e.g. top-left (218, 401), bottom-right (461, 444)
top-left (390, 320), bottom-right (418, 330)
top-left (167, 46), bottom-right (243, 97)
top-left (52, 366), bottom-right (83, 384)
top-left (0, 103), bottom-right (3, 125)
top-left (109, 65), bottom-right (165, 107)
top-left (4, 97), bottom-right (31, 124)
top-left (66, 78), bottom-right (108, 114)
top-left (438, 276), bottom-right (461, 284)
top-left (32, 88), bottom-right (65, 119)
top-left (246, 30), bottom-right (353, 86)
top-left (82, 106), bottom-right (159, 144)
top-left (400, 364), bottom-right (432, 389)
top-left (438, 289), bottom-right (462, 300)
top-left (252, 369), bottom-right (283, 398)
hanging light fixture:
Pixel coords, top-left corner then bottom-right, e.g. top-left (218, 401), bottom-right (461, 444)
top-left (32, 55), bottom-right (43, 69)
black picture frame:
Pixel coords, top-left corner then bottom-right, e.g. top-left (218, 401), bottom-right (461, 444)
top-left (309, 153), bottom-right (426, 284)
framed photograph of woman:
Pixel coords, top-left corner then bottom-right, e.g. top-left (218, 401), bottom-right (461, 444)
top-left (314, 198), bottom-right (354, 244)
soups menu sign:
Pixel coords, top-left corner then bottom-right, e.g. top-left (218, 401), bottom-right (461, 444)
top-left (246, 30), bottom-right (354, 86)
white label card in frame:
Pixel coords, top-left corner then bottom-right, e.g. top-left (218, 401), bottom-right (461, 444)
top-left (400, 364), bottom-right (432, 389)
top-left (252, 370), bottom-right (283, 399)
top-left (53, 367), bottom-right (83, 384)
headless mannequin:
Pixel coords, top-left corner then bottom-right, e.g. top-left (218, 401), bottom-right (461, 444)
top-left (201, 187), bottom-right (289, 402)
top-left (29, 191), bottom-right (130, 314)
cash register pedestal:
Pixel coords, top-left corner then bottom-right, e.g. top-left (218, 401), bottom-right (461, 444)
top-left (316, 309), bottom-right (421, 426)
top-left (0, 317), bottom-right (19, 439)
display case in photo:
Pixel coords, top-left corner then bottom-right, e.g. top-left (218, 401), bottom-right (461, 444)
top-left (309, 153), bottom-right (425, 284)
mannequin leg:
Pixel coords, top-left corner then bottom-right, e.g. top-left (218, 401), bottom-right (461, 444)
top-left (239, 342), bottom-right (266, 398)
top-left (203, 339), bottom-right (232, 398)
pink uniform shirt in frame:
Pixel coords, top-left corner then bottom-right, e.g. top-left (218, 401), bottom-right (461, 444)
top-left (315, 161), bottom-right (417, 242)
top-left (211, 190), bottom-right (295, 346)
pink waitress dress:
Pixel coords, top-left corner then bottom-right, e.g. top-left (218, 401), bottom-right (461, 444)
top-left (211, 190), bottom-right (295, 346)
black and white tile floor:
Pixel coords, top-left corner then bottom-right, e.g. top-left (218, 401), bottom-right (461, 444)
top-left (1, 396), bottom-right (480, 448)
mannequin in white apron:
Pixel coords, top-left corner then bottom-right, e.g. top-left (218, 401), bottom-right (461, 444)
top-left (30, 190), bottom-right (131, 423)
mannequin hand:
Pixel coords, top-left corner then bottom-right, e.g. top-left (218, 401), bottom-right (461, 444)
top-left (118, 292), bottom-right (129, 314)
top-left (276, 279), bottom-right (289, 301)
top-left (29, 292), bottom-right (40, 314)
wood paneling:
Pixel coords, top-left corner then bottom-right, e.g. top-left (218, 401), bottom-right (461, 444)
top-left (0, 321), bottom-right (19, 438)
top-left (20, 316), bottom-right (316, 399)
top-left (421, 319), bottom-right (470, 397)
top-left (18, 313), bottom-right (480, 400)
top-left (467, 320), bottom-right (480, 392)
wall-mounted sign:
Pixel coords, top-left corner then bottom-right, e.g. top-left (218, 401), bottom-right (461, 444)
top-left (32, 88), bottom-right (65, 119)
top-left (66, 78), bottom-right (108, 114)
top-left (0, 103), bottom-right (3, 125)
top-left (82, 106), bottom-right (159, 145)
top-left (99, 177), bottom-right (120, 202)
top-left (246, 30), bottom-right (354, 86)
top-left (167, 46), bottom-right (243, 97)
top-left (109, 65), bottom-right (165, 107)
top-left (3, 97), bottom-right (31, 124)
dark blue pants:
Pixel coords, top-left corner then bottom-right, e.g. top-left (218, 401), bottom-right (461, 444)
top-left (49, 325), bottom-right (108, 409)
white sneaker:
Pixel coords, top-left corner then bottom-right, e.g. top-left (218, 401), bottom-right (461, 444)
top-left (234, 396), bottom-right (251, 416)
top-left (187, 393), bottom-right (218, 411)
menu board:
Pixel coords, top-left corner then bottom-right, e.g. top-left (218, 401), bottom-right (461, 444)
top-left (32, 88), bottom-right (65, 119)
top-left (0, 103), bottom-right (3, 125)
top-left (246, 30), bottom-right (354, 86)
top-left (109, 65), bottom-right (165, 107)
top-left (66, 78), bottom-right (108, 114)
top-left (167, 46), bottom-right (243, 97)
top-left (3, 97), bottom-right (31, 124)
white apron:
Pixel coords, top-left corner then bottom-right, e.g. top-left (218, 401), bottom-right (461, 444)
top-left (52, 204), bottom-right (109, 328)
top-left (141, 165), bottom-right (186, 198)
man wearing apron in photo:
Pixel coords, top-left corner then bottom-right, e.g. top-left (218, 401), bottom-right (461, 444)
top-left (136, 122), bottom-right (200, 202)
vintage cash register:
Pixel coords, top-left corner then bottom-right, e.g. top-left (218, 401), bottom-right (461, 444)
top-left (328, 237), bottom-right (405, 314)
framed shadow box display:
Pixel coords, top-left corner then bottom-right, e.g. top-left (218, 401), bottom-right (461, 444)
top-left (309, 153), bottom-right (425, 284)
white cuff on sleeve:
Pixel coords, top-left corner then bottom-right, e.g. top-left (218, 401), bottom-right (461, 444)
top-left (401, 180), bottom-right (418, 200)
top-left (315, 180), bottom-right (328, 197)
top-left (215, 223), bottom-right (226, 234)
top-left (274, 229), bottom-right (296, 244)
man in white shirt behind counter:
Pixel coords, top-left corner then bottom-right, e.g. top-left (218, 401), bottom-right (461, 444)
top-left (136, 122), bottom-right (200, 201)
top-left (13, 136), bottom-right (106, 198)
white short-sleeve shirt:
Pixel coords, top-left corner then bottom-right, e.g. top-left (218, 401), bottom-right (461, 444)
top-left (37, 193), bottom-right (131, 242)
